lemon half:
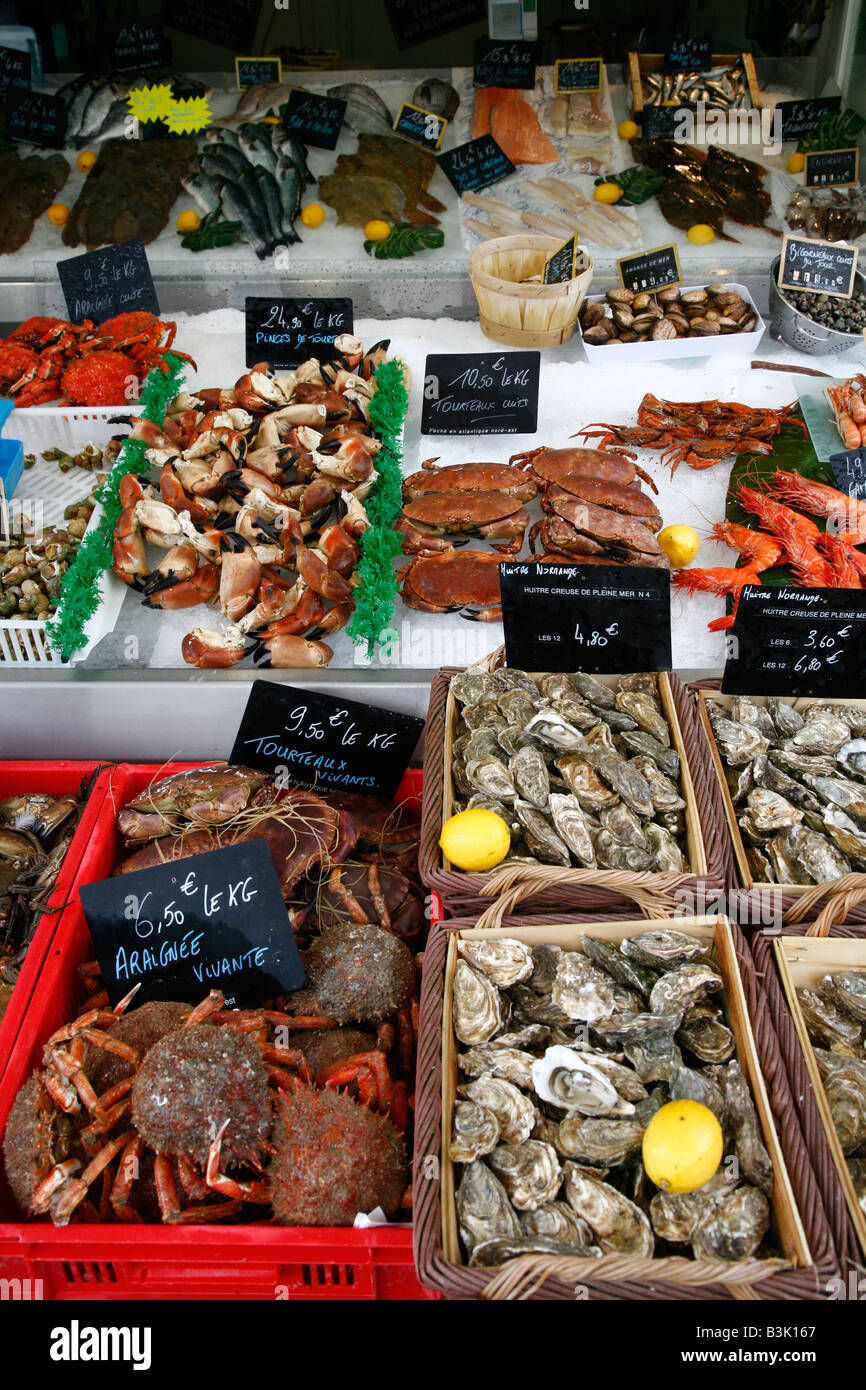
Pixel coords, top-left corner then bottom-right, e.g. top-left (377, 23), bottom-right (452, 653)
top-left (643, 1099), bottom-right (724, 1193)
top-left (440, 808), bottom-right (510, 872)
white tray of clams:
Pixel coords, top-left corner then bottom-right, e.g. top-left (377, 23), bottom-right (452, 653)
top-left (578, 281), bottom-right (766, 363)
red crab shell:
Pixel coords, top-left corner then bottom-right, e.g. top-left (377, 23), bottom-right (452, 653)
top-left (61, 350), bottom-right (138, 406)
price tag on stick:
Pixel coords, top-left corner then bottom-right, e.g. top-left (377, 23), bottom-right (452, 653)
top-left (245, 297), bottom-right (353, 370)
top-left (473, 37), bottom-right (536, 89)
top-left (235, 56), bottom-right (282, 90)
top-left (543, 235), bottom-right (588, 285)
top-left (436, 134), bottom-right (514, 194)
top-left (58, 239), bottom-right (160, 325)
top-left (79, 841), bottom-right (305, 1010)
top-left (281, 90), bottom-right (346, 150)
top-left (617, 243), bottom-right (681, 293)
top-left (229, 681), bottom-right (424, 798)
top-left (778, 234), bottom-right (858, 299)
top-left (666, 37), bottom-right (713, 71)
top-left (421, 351), bottom-right (539, 436)
top-left (554, 58), bottom-right (602, 93)
top-left (722, 584), bottom-right (866, 696)
top-left (500, 562), bottom-right (672, 673)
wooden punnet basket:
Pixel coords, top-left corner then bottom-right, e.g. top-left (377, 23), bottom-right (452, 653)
top-left (419, 651), bottom-right (732, 921)
top-left (694, 683), bottom-right (866, 929)
top-left (468, 235), bottom-right (593, 348)
top-left (751, 923), bottom-right (866, 1276)
top-left (412, 911), bottom-right (840, 1300)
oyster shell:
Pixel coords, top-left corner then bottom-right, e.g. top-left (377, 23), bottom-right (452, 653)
top-left (464, 728), bottom-right (503, 761)
top-left (630, 754), bottom-right (685, 812)
top-left (797, 826), bottom-right (851, 882)
top-left (731, 696), bottom-right (777, 741)
top-left (599, 801), bottom-right (648, 849)
top-left (456, 1159), bottom-right (521, 1256)
top-left (580, 936), bottom-right (658, 997)
top-left (783, 711), bottom-right (850, 755)
top-left (538, 673), bottom-right (579, 702)
top-left (520, 1201), bottom-right (594, 1245)
top-left (649, 963), bottom-right (724, 1023)
top-left (644, 823), bottom-right (685, 872)
top-left (746, 788), bottom-right (803, 833)
top-left (524, 710), bottom-right (585, 751)
top-left (847, 1157), bottom-right (866, 1215)
top-left (619, 673), bottom-right (658, 695)
top-left (595, 831), bottom-right (653, 871)
top-left (511, 983), bottom-right (571, 1026)
top-left (531, 1046), bottom-right (635, 1116)
top-left (767, 696), bottom-right (803, 738)
top-left (555, 755), bottom-right (619, 811)
top-left (469, 1233), bottom-right (601, 1265)
top-left (551, 953), bottom-right (616, 1023)
top-left (616, 690), bottom-right (670, 746)
top-left (573, 672), bottom-right (616, 708)
top-left (798, 987), bottom-right (863, 1052)
top-left (753, 755), bottom-right (822, 813)
top-left (493, 1024), bottom-right (551, 1050)
top-left (451, 670), bottom-right (497, 706)
top-left (564, 1168), bottom-right (654, 1255)
top-left (691, 1184), bottom-right (769, 1261)
top-left (823, 807), bottom-right (866, 862)
top-left (513, 798), bottom-right (571, 866)
top-left (461, 1075), bottom-right (536, 1145)
top-left (498, 690), bottom-right (538, 727)
top-left (766, 825), bottom-right (813, 884)
top-left (453, 959), bottom-right (503, 1045)
top-left (707, 704), bottom-right (768, 765)
top-left (548, 792), bottom-right (595, 865)
top-left (465, 754), bottom-right (516, 803)
top-left (487, 1141), bottom-right (562, 1211)
top-left (621, 930), bottom-right (710, 971)
top-left (451, 1100), bottom-right (500, 1162)
top-left (717, 1059), bottom-right (773, 1195)
top-left (619, 731), bottom-right (681, 778)
top-left (583, 746), bottom-right (654, 817)
top-left (669, 1055), bottom-right (726, 1122)
top-left (459, 1045), bottom-right (535, 1090)
top-left (490, 669), bottom-right (539, 697)
top-left (458, 937), bottom-right (534, 987)
top-left (509, 746), bottom-right (550, 810)
top-left (825, 969), bottom-right (866, 1023)
top-left (676, 1014), bottom-right (735, 1064)
top-left (529, 944), bottom-right (561, 994)
top-left (814, 1050), bottom-right (866, 1153)
top-left (837, 738), bottom-right (866, 781)
top-left (592, 1012), bottom-right (680, 1083)
top-left (593, 705), bottom-right (639, 734)
top-left (463, 700), bottom-right (507, 733)
top-left (558, 1116), bottom-right (646, 1166)
top-left (650, 1169), bottom-right (739, 1244)
top-left (805, 773), bottom-right (866, 823)
top-left (555, 696), bottom-right (604, 731)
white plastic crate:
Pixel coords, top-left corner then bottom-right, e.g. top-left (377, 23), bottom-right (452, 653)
top-left (1, 404), bottom-right (124, 454)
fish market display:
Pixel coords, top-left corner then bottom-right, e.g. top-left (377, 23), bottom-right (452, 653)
top-left (58, 74), bottom-right (210, 147)
top-left (797, 968), bottom-right (866, 1205)
top-left (0, 492), bottom-right (96, 622)
top-left (827, 375), bottom-right (866, 449)
top-left (449, 928), bottom-right (775, 1269)
top-left (448, 668), bottom-right (693, 873)
top-left (630, 140), bottom-right (775, 240)
top-left (320, 134), bottom-right (445, 228)
top-left (0, 783), bottom-right (91, 1022)
top-left (0, 151), bottom-right (69, 255)
top-left (472, 87), bottom-right (559, 165)
top-left (639, 59), bottom-right (751, 111)
top-left (786, 186), bottom-right (866, 244)
top-left (110, 336), bottom-right (392, 669)
top-left (62, 139), bottom-right (196, 249)
top-left (2, 768), bottom-right (424, 1226)
top-left (579, 283), bottom-right (758, 348)
top-left (183, 124), bottom-right (313, 259)
top-left (703, 695), bottom-right (866, 885)
top-left (0, 313), bottom-right (194, 407)
top-left (579, 395), bottom-right (805, 476)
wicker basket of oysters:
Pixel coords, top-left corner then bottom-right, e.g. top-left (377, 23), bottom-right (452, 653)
top-left (412, 915), bottom-right (817, 1299)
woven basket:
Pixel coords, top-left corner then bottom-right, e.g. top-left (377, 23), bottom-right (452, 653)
top-left (751, 923), bottom-right (866, 1276)
top-left (469, 235), bottom-right (593, 348)
top-left (420, 654), bottom-right (733, 921)
top-left (689, 678), bottom-right (866, 930)
top-left (413, 911), bottom-right (842, 1300)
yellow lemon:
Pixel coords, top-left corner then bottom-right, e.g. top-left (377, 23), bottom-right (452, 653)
top-left (643, 1100), bottom-right (724, 1194)
top-left (594, 182), bottom-right (623, 205)
top-left (176, 209), bottom-right (201, 234)
top-left (46, 202), bottom-right (69, 226)
top-left (662, 99), bottom-right (679, 106)
top-left (364, 218), bottom-right (391, 242)
top-left (263, 115), bottom-right (281, 124)
top-left (687, 223), bottom-right (715, 245)
top-left (787, 152), bottom-right (806, 174)
top-left (658, 523), bottom-right (700, 567)
top-left (439, 808), bottom-right (511, 872)
top-left (76, 150), bottom-right (97, 172)
top-left (301, 202), bottom-right (326, 228)
top-left (618, 119), bottom-right (639, 140)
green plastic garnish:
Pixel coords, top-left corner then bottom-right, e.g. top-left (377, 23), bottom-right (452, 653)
top-left (179, 210), bottom-right (243, 251)
top-left (364, 223), bottom-right (444, 259)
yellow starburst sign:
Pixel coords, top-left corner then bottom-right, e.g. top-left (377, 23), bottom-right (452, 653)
top-left (126, 86), bottom-right (211, 135)
top-left (127, 83), bottom-right (173, 124)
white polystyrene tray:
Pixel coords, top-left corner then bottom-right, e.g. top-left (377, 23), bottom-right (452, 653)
top-left (578, 281), bottom-right (766, 362)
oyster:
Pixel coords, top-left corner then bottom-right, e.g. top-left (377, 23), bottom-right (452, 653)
top-left (753, 756), bottom-right (821, 813)
top-left (529, 944), bottom-right (561, 994)
top-left (650, 1170), bottom-right (739, 1243)
top-left (555, 754), bottom-right (619, 811)
top-left (511, 983), bottom-right (571, 1026)
top-left (564, 1168), bottom-right (654, 1255)
top-left (691, 1184), bottom-right (769, 1261)
top-left (677, 1014), bottom-right (735, 1064)
top-left (451, 1100), bottom-right (500, 1162)
top-left (707, 704), bottom-right (768, 765)
top-left (456, 1159), bottom-right (520, 1256)
top-left (463, 700), bottom-right (506, 733)
top-left (538, 672), bottom-right (579, 702)
top-left (847, 1157), bottom-right (866, 1216)
top-left (783, 711), bottom-right (850, 755)
top-left (487, 1141), bottom-right (562, 1211)
top-left (805, 773), bottom-right (866, 823)
top-left (489, 669), bottom-right (539, 697)
top-left (469, 1233), bottom-right (601, 1265)
top-left (797, 826), bottom-right (851, 882)
top-left (592, 705), bottom-right (639, 734)
top-left (458, 937), bottom-right (534, 987)
top-left (493, 1024), bottom-right (551, 1050)
top-left (451, 670), bottom-right (496, 706)
top-left (798, 987), bottom-right (863, 1052)
top-left (514, 798), bottom-right (571, 866)
top-left (619, 731), bottom-right (681, 779)
top-left (731, 696), bottom-right (777, 741)
top-left (599, 801), bottom-right (648, 849)
top-left (453, 959), bottom-right (503, 1045)
top-left (583, 747), bottom-right (654, 817)
top-left (459, 1045), bottom-right (535, 1090)
top-left (497, 725), bottom-right (546, 758)
top-left (621, 930), bottom-right (710, 971)
top-left (814, 1050), bottom-right (866, 1152)
top-left (823, 808), bottom-right (866, 862)
top-left (509, 746), bottom-right (549, 810)
top-left (616, 690), bottom-right (671, 746)
top-left (746, 788), bottom-right (803, 833)
top-left (595, 831), bottom-right (654, 872)
top-left (717, 1059), bottom-right (773, 1195)
top-left (558, 1116), bottom-right (645, 1166)
top-left (465, 754), bottom-right (516, 803)
top-left (767, 696), bottom-right (803, 738)
top-left (464, 728), bottom-right (503, 761)
top-left (645, 823), bottom-right (688, 872)
top-left (726, 761), bottom-right (754, 804)
top-left (466, 793), bottom-right (520, 839)
top-left (581, 936), bottom-right (658, 997)
top-left (461, 1076), bottom-right (536, 1145)
top-left (572, 672), bottom-right (616, 708)
top-left (532, 1046), bottom-right (635, 1116)
top-left (766, 826), bottom-right (812, 884)
top-left (523, 710), bottom-right (585, 751)
top-left (630, 755), bottom-right (685, 812)
top-left (619, 673), bottom-right (658, 695)
top-left (649, 963), bottom-right (724, 1023)
top-left (669, 1056), bottom-right (726, 1122)
top-left (520, 1201), bottom-right (594, 1245)
top-left (555, 696), bottom-right (604, 731)
top-left (551, 953), bottom-right (616, 1023)
top-left (548, 792), bottom-right (595, 865)
top-left (498, 690), bottom-right (538, 727)
top-left (592, 1012), bottom-right (680, 1083)
top-left (825, 969), bottom-right (866, 1023)
top-left (837, 738), bottom-right (866, 781)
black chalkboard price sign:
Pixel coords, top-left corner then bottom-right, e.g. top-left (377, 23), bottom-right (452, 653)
top-left (805, 147), bottom-right (859, 188)
top-left (778, 234), bottom-right (858, 299)
top-left (474, 37), bottom-right (536, 90)
top-left (437, 134), bottom-right (515, 194)
top-left (554, 58), bottom-right (602, 93)
top-left (162, 0), bottom-right (259, 51)
top-left (543, 234), bottom-right (590, 285)
top-left (281, 89), bottom-right (346, 150)
top-left (79, 840), bottom-right (305, 1010)
top-left (111, 19), bottom-right (171, 74)
top-left (722, 585), bottom-right (866, 697)
top-left (617, 243), bottom-right (681, 293)
top-left (776, 95), bottom-right (841, 142)
top-left (6, 88), bottom-right (66, 148)
top-left (0, 45), bottom-right (30, 89)
top-left (830, 448), bottom-right (866, 502)
top-left (229, 681), bottom-right (424, 798)
top-left (235, 56), bottom-right (282, 90)
top-left (500, 562), bottom-right (672, 674)
top-left (58, 239), bottom-right (160, 325)
top-left (641, 104), bottom-right (688, 140)
top-left (393, 102), bottom-right (448, 150)
top-left (665, 37), bottom-right (712, 71)
top-left (245, 297), bottom-right (353, 370)
top-left (384, 0), bottom-right (484, 51)
top-left (421, 351), bottom-right (540, 435)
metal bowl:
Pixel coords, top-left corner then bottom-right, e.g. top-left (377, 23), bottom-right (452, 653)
top-left (768, 255), bottom-right (865, 356)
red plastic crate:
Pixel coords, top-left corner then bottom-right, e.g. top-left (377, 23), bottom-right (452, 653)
top-left (0, 762), bottom-right (112, 1086)
top-left (0, 762), bottom-right (436, 1300)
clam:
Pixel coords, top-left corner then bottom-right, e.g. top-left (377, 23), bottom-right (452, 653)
top-left (487, 1141), bottom-right (562, 1211)
top-left (458, 937), bottom-right (534, 987)
top-left (461, 1076), bottom-right (537, 1145)
top-left (456, 1160), bottom-right (521, 1257)
top-left (564, 1168), bottom-right (654, 1256)
top-left (531, 1046), bottom-right (635, 1116)
top-left (450, 1100), bottom-right (500, 1162)
top-left (691, 1184), bottom-right (769, 1262)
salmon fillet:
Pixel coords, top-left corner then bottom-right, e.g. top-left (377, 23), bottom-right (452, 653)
top-left (489, 96), bottom-right (559, 164)
top-left (471, 86), bottom-right (521, 139)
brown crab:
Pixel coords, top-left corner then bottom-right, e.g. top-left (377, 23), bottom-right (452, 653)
top-left (397, 490), bottom-right (530, 556)
top-left (531, 487), bottom-right (669, 566)
top-left (402, 458), bottom-right (537, 503)
top-left (398, 549), bottom-right (504, 621)
top-left (511, 445), bottom-right (658, 494)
